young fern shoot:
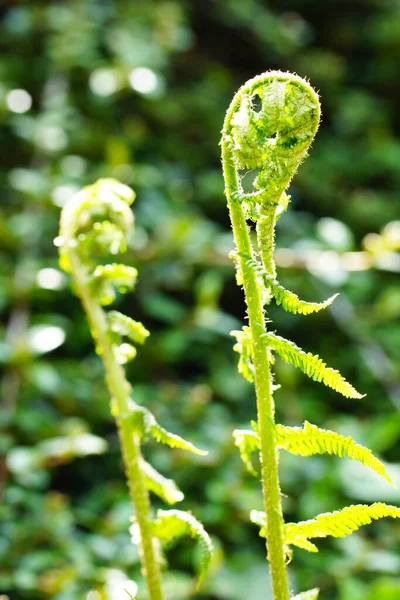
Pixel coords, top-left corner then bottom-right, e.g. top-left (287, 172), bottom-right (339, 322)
top-left (58, 179), bottom-right (212, 600)
top-left (221, 72), bottom-right (399, 599)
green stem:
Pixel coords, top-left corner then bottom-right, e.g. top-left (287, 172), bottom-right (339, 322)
top-left (222, 146), bottom-right (290, 600)
top-left (67, 249), bottom-right (164, 600)
top-left (257, 214), bottom-right (277, 279)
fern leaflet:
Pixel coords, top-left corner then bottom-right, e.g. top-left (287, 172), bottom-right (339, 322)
top-left (276, 421), bottom-right (393, 484)
top-left (90, 263), bottom-right (138, 305)
top-left (151, 509), bottom-right (213, 589)
top-left (141, 459), bottom-right (184, 505)
top-left (108, 311), bottom-right (150, 345)
top-left (285, 502), bottom-right (400, 551)
top-left (233, 429), bottom-right (260, 475)
top-left (231, 327), bottom-right (254, 382)
top-left (130, 406), bottom-right (207, 456)
top-left (238, 253), bottom-right (338, 315)
top-left (263, 333), bottom-right (364, 399)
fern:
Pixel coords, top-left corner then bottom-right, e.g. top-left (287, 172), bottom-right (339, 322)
top-left (220, 71), bottom-right (396, 599)
top-left (284, 503), bottom-right (400, 551)
top-left (263, 333), bottom-right (364, 399)
top-left (59, 178), bottom-right (211, 600)
top-left (151, 509), bottom-right (213, 590)
top-left (276, 421), bottom-right (393, 484)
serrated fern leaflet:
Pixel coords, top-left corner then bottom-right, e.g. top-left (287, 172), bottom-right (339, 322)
top-left (238, 253), bottom-right (338, 315)
top-left (233, 422), bottom-right (392, 484)
top-left (130, 405), bottom-right (207, 456)
top-left (263, 333), bottom-right (364, 399)
top-left (276, 421), bottom-right (393, 484)
top-left (284, 503), bottom-right (400, 551)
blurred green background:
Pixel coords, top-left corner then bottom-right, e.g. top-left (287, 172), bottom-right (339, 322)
top-left (1, 1), bottom-right (399, 599)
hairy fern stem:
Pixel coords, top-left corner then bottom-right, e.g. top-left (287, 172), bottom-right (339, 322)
top-left (59, 179), bottom-right (213, 599)
top-left (60, 195), bottom-right (164, 600)
top-left (222, 143), bottom-right (290, 599)
top-left (221, 72), bottom-right (398, 599)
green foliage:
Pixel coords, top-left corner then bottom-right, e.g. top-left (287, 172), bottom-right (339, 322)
top-left (263, 333), bottom-right (364, 399)
top-left (150, 509), bottom-right (213, 590)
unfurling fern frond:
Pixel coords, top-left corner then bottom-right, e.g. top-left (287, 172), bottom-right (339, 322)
top-left (284, 503), bottom-right (400, 552)
top-left (141, 459), bottom-right (184, 505)
top-left (276, 421), bottom-right (393, 484)
top-left (151, 509), bottom-right (213, 589)
top-left (238, 253), bottom-right (338, 315)
top-left (263, 333), bottom-right (364, 399)
top-left (231, 327), bottom-right (254, 382)
top-left (130, 405), bottom-right (207, 456)
top-left (291, 589), bottom-right (319, 600)
top-left (233, 429), bottom-right (260, 475)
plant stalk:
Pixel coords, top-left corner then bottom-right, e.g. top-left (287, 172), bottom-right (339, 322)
top-left (222, 146), bottom-right (290, 600)
top-left (66, 248), bottom-right (164, 600)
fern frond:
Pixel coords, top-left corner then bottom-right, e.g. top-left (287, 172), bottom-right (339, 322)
top-left (291, 589), bottom-right (319, 600)
top-left (231, 327), bottom-right (254, 382)
top-left (233, 429), bottom-right (260, 476)
top-left (276, 421), bottom-right (393, 484)
top-left (141, 459), bottom-right (184, 505)
top-left (108, 311), bottom-right (150, 345)
top-left (152, 509), bottom-right (213, 589)
top-left (263, 333), bottom-right (364, 399)
top-left (130, 406), bottom-right (207, 456)
top-left (90, 263), bottom-right (138, 305)
top-left (285, 502), bottom-right (400, 552)
top-left (238, 253), bottom-right (338, 315)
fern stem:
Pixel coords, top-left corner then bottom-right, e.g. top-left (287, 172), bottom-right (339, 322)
top-left (222, 147), bottom-right (290, 599)
top-left (65, 248), bottom-right (164, 600)
top-left (257, 213), bottom-right (277, 278)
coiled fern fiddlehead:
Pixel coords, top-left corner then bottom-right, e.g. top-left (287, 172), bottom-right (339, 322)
top-left (221, 72), bottom-right (400, 599)
top-left (58, 179), bottom-right (212, 600)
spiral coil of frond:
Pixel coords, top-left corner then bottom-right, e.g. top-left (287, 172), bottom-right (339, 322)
top-left (222, 72), bottom-right (398, 599)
